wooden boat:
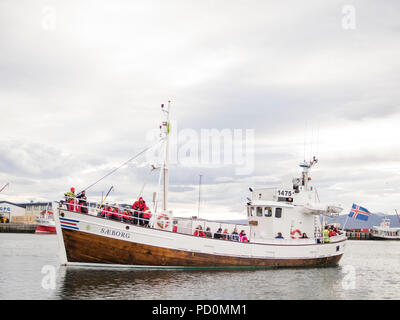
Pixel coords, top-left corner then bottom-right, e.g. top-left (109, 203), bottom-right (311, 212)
top-left (55, 103), bottom-right (346, 269)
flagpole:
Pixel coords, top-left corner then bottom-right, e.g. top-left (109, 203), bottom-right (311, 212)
top-left (342, 203), bottom-right (354, 232)
top-left (342, 215), bottom-right (350, 232)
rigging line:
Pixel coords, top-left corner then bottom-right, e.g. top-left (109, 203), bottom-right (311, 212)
top-left (80, 138), bottom-right (164, 193)
top-left (310, 124), bottom-right (313, 160)
top-left (137, 165), bottom-right (159, 199)
top-left (303, 121), bottom-right (307, 162)
top-left (316, 121), bottom-right (320, 159)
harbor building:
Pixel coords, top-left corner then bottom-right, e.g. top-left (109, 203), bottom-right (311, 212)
top-left (0, 200), bottom-right (52, 224)
top-left (0, 201), bottom-right (27, 222)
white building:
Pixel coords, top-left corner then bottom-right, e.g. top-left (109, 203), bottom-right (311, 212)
top-left (0, 200), bottom-right (54, 223)
top-left (0, 201), bottom-right (26, 221)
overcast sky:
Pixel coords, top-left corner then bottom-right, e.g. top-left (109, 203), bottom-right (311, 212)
top-left (1, 0), bottom-right (399, 219)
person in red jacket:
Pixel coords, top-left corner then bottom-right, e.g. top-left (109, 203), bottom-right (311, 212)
top-left (105, 204), bottom-right (113, 219)
top-left (132, 197), bottom-right (147, 225)
top-left (111, 204), bottom-right (122, 221)
top-left (194, 225), bottom-right (205, 237)
top-left (64, 187), bottom-right (76, 211)
top-left (122, 208), bottom-right (133, 223)
top-left (142, 209), bottom-right (152, 227)
top-left (328, 227), bottom-right (337, 237)
top-left (98, 205), bottom-right (107, 218)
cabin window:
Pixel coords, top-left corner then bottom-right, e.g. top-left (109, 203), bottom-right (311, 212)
top-left (256, 207), bottom-right (263, 217)
top-left (264, 207), bottom-right (272, 217)
top-left (275, 208), bottom-right (282, 218)
top-left (248, 206), bottom-right (255, 217)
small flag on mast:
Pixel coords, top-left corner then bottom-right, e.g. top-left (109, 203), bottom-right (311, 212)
top-left (348, 204), bottom-right (371, 221)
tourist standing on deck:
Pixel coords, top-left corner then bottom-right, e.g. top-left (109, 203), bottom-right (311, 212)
top-left (76, 190), bottom-right (88, 214)
top-left (204, 227), bottom-right (212, 238)
top-left (275, 232), bottom-right (284, 239)
top-left (214, 227), bottom-right (223, 239)
top-left (222, 228), bottom-right (230, 240)
top-left (239, 230), bottom-right (249, 242)
top-left (323, 226), bottom-right (330, 243)
top-left (230, 228), bottom-right (240, 241)
top-left (142, 209), bottom-right (152, 227)
top-left (194, 225), bottom-right (206, 237)
top-left (132, 197), bottom-right (147, 225)
top-left (64, 187), bottom-right (76, 211)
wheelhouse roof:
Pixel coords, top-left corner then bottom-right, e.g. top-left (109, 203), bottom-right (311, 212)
top-left (248, 200), bottom-right (295, 208)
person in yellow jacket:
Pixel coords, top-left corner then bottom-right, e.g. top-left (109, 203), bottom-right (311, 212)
top-left (323, 226), bottom-right (330, 243)
top-left (64, 187), bottom-right (76, 211)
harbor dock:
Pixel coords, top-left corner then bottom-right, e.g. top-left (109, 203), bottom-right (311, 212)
top-left (0, 223), bottom-right (36, 233)
top-left (345, 230), bottom-right (373, 240)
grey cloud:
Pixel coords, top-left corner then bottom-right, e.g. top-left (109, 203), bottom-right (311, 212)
top-left (1, 0), bottom-right (400, 214)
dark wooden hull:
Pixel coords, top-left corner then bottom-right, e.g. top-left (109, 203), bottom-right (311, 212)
top-left (62, 228), bottom-right (343, 268)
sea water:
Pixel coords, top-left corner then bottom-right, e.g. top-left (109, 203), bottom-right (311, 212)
top-left (0, 233), bottom-right (399, 300)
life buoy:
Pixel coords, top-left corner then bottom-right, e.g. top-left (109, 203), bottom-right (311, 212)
top-left (157, 213), bottom-right (170, 229)
top-left (41, 209), bottom-right (54, 216)
top-left (291, 229), bottom-right (302, 239)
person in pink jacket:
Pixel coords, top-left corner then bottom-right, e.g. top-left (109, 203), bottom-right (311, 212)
top-left (239, 230), bottom-right (249, 242)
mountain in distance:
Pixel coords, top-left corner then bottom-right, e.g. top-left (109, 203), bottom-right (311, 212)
top-left (325, 213), bottom-right (400, 229)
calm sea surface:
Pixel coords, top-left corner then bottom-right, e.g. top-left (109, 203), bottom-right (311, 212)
top-left (0, 233), bottom-right (399, 300)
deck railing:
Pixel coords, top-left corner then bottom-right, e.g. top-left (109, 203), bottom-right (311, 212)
top-left (57, 199), bottom-right (345, 244)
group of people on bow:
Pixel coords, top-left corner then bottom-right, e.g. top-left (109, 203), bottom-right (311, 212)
top-left (64, 188), bottom-right (152, 227)
top-left (64, 187), bottom-right (88, 214)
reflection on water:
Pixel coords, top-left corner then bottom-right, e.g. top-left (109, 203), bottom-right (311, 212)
top-left (1, 234), bottom-right (399, 300)
top-left (56, 266), bottom-right (347, 300)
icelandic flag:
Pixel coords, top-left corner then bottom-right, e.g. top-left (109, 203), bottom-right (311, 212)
top-left (348, 204), bottom-right (371, 221)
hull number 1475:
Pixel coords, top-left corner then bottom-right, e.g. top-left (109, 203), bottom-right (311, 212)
top-left (277, 189), bottom-right (293, 197)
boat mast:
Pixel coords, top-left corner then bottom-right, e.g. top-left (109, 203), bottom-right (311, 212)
top-left (197, 174), bottom-right (202, 218)
top-left (162, 101), bottom-right (171, 211)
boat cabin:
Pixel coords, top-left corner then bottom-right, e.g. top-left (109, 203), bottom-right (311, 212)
top-left (245, 158), bottom-right (340, 242)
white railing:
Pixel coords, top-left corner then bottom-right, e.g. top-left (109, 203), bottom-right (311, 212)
top-left (59, 198), bottom-right (345, 244)
top-left (60, 199), bottom-right (153, 225)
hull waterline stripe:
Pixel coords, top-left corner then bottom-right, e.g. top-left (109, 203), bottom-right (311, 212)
top-left (60, 221), bottom-right (77, 226)
top-left (60, 217), bottom-right (80, 223)
top-left (61, 224), bottom-right (79, 230)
